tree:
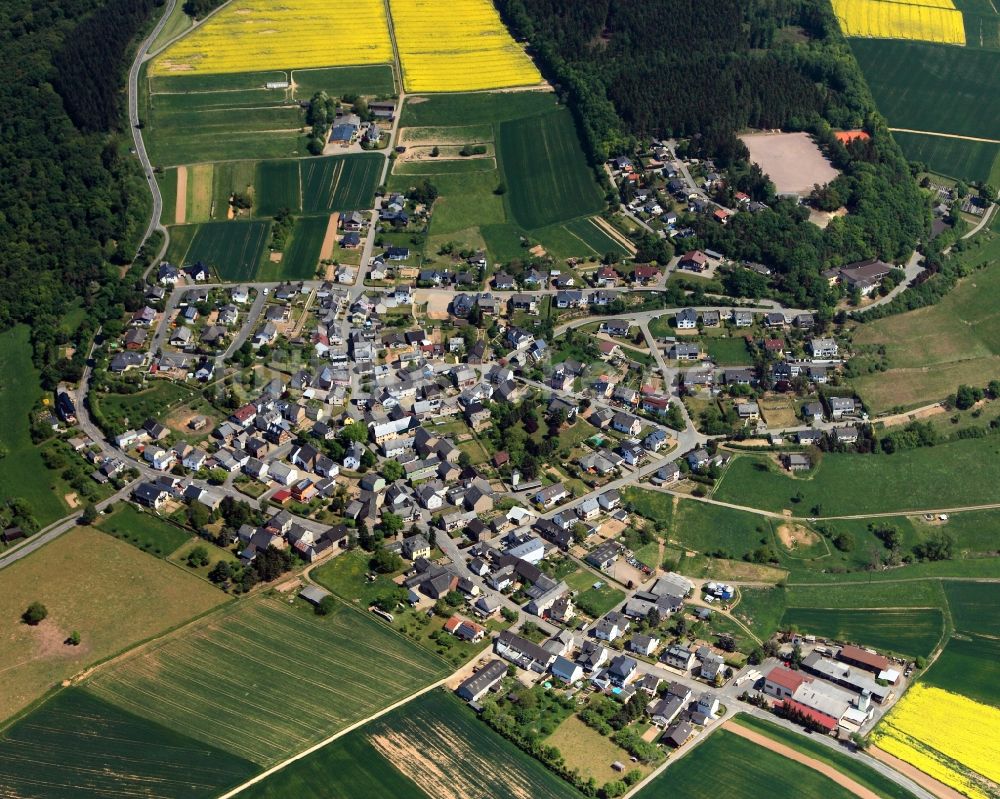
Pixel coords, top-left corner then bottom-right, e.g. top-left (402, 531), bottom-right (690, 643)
top-left (833, 531), bottom-right (855, 552)
top-left (371, 547), bottom-right (403, 574)
top-left (22, 602), bottom-right (48, 625)
top-left (430, 146), bottom-right (440, 157)
top-left (80, 503), bottom-right (99, 525)
top-left (382, 459), bottom-right (404, 482)
top-left (315, 595), bottom-right (337, 616)
top-left (66, 630), bottom-right (81, 646)
top-left (340, 421), bottom-right (369, 444)
top-left (208, 560), bottom-right (232, 584)
top-left (186, 545), bottom-right (210, 568)
top-left (379, 512), bottom-right (403, 537)
top-left (458, 451), bottom-right (472, 469)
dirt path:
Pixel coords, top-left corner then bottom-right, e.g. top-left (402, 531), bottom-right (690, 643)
top-left (869, 746), bottom-right (968, 799)
top-left (724, 721), bottom-right (883, 799)
top-left (175, 165), bottom-right (187, 224)
top-left (888, 128), bottom-right (1000, 144)
top-left (876, 402), bottom-right (946, 428)
top-left (319, 213), bottom-right (339, 261)
top-left (593, 216), bottom-right (637, 254)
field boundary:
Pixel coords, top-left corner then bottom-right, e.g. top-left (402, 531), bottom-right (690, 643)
top-left (889, 127), bottom-right (1000, 145)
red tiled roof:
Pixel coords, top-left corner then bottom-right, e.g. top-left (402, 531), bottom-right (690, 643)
top-left (780, 699), bottom-right (838, 732)
top-left (835, 130), bottom-right (870, 143)
top-left (766, 666), bottom-right (810, 694)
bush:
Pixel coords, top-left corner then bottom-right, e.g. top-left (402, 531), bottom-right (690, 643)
top-left (315, 595), bottom-right (337, 616)
top-left (22, 601), bottom-right (48, 625)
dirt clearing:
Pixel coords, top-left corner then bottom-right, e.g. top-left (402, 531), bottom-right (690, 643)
top-left (175, 165), bottom-right (188, 224)
top-left (777, 523), bottom-right (820, 550)
top-left (416, 290), bottom-right (451, 320)
top-left (320, 213), bottom-right (339, 260)
top-left (741, 131), bottom-right (839, 195)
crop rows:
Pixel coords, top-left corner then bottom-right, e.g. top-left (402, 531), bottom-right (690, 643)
top-left (831, 0), bottom-right (966, 43)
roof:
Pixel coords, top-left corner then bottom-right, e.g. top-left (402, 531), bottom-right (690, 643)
top-left (766, 666), bottom-right (810, 693)
top-left (780, 698), bottom-right (839, 731)
top-left (838, 644), bottom-right (890, 671)
top-left (457, 659), bottom-right (507, 698)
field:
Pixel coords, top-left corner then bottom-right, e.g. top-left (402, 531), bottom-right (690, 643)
top-left (851, 40), bottom-right (1000, 140)
top-left (890, 130), bottom-right (1000, 183)
top-left (740, 132), bottom-right (840, 195)
top-left (152, 0), bottom-right (392, 75)
top-left (0, 326), bottom-right (67, 526)
top-left (90, 377), bottom-right (195, 431)
top-left (560, 216), bottom-right (632, 257)
top-left (703, 335), bottom-right (752, 365)
top-left (291, 65), bottom-right (396, 98)
top-left (958, 0), bottom-right (1000, 49)
top-left (0, 526), bottom-right (225, 723)
top-left (301, 154), bottom-right (382, 213)
top-left (712, 442), bottom-right (1000, 516)
top-left (85, 596), bottom-right (449, 765)
top-left (634, 728), bottom-right (858, 799)
top-left (256, 159), bottom-right (302, 216)
top-left (97, 503), bottom-right (193, 556)
top-left (213, 159), bottom-right (258, 217)
top-left (0, 688), bottom-right (256, 798)
top-left (731, 715), bottom-right (917, 799)
top-left (498, 109), bottom-right (605, 229)
top-left (184, 220), bottom-right (271, 281)
top-left (923, 634), bottom-right (1000, 707)
top-left (734, 587), bottom-right (790, 640)
top-left (873, 684), bottom-right (1000, 799)
top-left (851, 218), bottom-right (1000, 411)
top-left (941, 580), bottom-right (1000, 636)
top-left (547, 714), bottom-right (648, 786)
top-left (263, 214), bottom-right (328, 280)
top-left (390, 0), bottom-right (541, 92)
top-left (781, 607), bottom-right (945, 657)
top-left (832, 0), bottom-right (966, 44)
top-left (565, 568), bottom-right (626, 617)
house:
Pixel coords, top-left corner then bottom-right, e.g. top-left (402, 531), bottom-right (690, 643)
top-left (598, 490), bottom-right (620, 512)
top-left (834, 425), bottom-right (859, 444)
top-left (600, 319), bottom-right (632, 337)
top-left (803, 401), bottom-right (824, 423)
top-left (679, 250), bottom-right (708, 272)
top-left (457, 659), bottom-right (507, 702)
top-left (629, 633), bottom-right (660, 657)
top-left (670, 342), bottom-right (700, 361)
top-left (577, 640), bottom-right (609, 672)
top-left (644, 429), bottom-right (668, 452)
top-left (607, 654), bottom-right (638, 686)
top-left (676, 308), bottom-right (698, 329)
top-left (534, 483), bottom-right (569, 509)
top-left (653, 461), bottom-right (681, 485)
top-left (594, 611), bottom-right (629, 642)
top-left (662, 720), bottom-right (693, 748)
top-left (649, 695), bottom-right (685, 727)
top-left (495, 630), bottom-right (556, 673)
top-left (783, 453), bottom-right (812, 472)
top-left (810, 338), bottom-right (839, 358)
top-left (686, 448), bottom-right (710, 470)
top-left (733, 310), bottom-right (753, 327)
top-left (829, 396), bottom-right (858, 419)
top-left (696, 691), bottom-right (720, 719)
top-left (826, 259), bottom-right (892, 295)
top-left (737, 402), bottom-right (760, 422)
top-left (402, 534), bottom-right (431, 560)
top-left (586, 540), bottom-right (620, 571)
top-left (660, 645), bottom-right (697, 671)
top-left (634, 264), bottom-right (660, 284)
top-left (123, 328), bottom-right (146, 350)
top-left (509, 294), bottom-right (537, 314)
top-left (133, 482), bottom-right (168, 509)
top-left (443, 615), bottom-right (486, 643)
top-left (612, 412), bottom-right (642, 436)
top-left (699, 651), bottom-right (725, 681)
top-left (764, 666), bottom-right (811, 700)
top-left (551, 655), bottom-right (584, 684)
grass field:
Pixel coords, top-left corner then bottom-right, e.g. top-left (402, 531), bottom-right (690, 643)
top-left (891, 130), bottom-right (1000, 184)
top-left (731, 715), bottom-right (917, 799)
top-left (942, 580), bottom-right (1000, 636)
top-left (260, 215), bottom-right (327, 280)
top-left (958, 0), bottom-right (1000, 49)
top-left (184, 220), bottom-right (270, 281)
top-left (97, 503), bottom-right (193, 556)
top-left (851, 39), bottom-right (1000, 139)
top-left (498, 109), bottom-right (603, 229)
top-left (565, 568), bottom-right (625, 617)
top-left (703, 335), bottom-right (753, 365)
top-left (291, 65), bottom-right (395, 98)
top-left (713, 442), bottom-right (1000, 516)
top-left (0, 326), bottom-right (67, 527)
top-left (733, 587), bottom-right (788, 640)
top-left (634, 727), bottom-right (858, 799)
top-left (300, 154), bottom-right (382, 213)
top-left (213, 159), bottom-right (258, 217)
top-left (186, 162), bottom-right (215, 221)
top-left (560, 216), bottom-right (631, 256)
top-left (781, 607), bottom-right (945, 657)
top-left (0, 688), bottom-right (256, 798)
top-left (400, 90), bottom-right (560, 127)
top-left (164, 222), bottom-right (198, 265)
top-left (158, 168), bottom-right (178, 225)
top-left (923, 634), bottom-right (1000, 707)
top-left (256, 159), bottom-right (302, 216)
top-left (90, 379), bottom-right (194, 432)
top-left (785, 580), bottom-right (949, 610)
top-left (152, 0), bottom-right (392, 75)
top-left (85, 596), bottom-right (449, 765)
top-left (0, 526), bottom-right (225, 723)
top-left (547, 714), bottom-right (648, 785)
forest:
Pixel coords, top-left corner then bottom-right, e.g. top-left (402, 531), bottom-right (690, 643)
top-left (496, 0), bottom-right (928, 310)
top-left (0, 0), bottom-right (153, 386)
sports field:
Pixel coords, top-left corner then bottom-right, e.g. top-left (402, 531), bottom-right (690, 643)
top-left (0, 526), bottom-right (225, 723)
top-left (184, 220), bottom-right (271, 281)
top-left (634, 728), bottom-right (858, 799)
top-left (300, 154), bottom-right (382, 213)
top-left (0, 688), bottom-right (256, 798)
top-left (85, 597), bottom-right (449, 766)
top-left (152, 0), bottom-right (392, 75)
top-left (390, 0), bottom-right (541, 92)
top-left (781, 607), bottom-right (945, 657)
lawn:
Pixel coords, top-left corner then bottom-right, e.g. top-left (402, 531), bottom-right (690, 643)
top-left (90, 379), bottom-right (194, 432)
top-left (255, 158), bottom-right (302, 216)
top-left (891, 131), bottom-right (1000, 184)
top-left (0, 325), bottom-right (68, 526)
top-left (633, 728), bottom-right (858, 799)
top-left (923, 634), bottom-right (1000, 708)
top-left (713, 442), bottom-right (1000, 516)
top-left (184, 220), bottom-right (271, 281)
top-left (547, 714), bottom-right (649, 786)
top-left (703, 335), bottom-right (753, 365)
top-left (942, 580), bottom-right (1000, 637)
top-left (781, 607), bottom-right (945, 658)
top-left (291, 64), bottom-right (396, 98)
top-left (300, 153), bottom-right (382, 213)
top-left (498, 108), bottom-right (603, 229)
top-left (0, 526), bottom-right (225, 722)
top-left (0, 688), bottom-right (256, 798)
top-left (85, 596), bottom-right (450, 765)
top-left (730, 715), bottom-right (916, 799)
top-left (97, 503), bottom-right (193, 556)
top-left (566, 568), bottom-right (625, 617)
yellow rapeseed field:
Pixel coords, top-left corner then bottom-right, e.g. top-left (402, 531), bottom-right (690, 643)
top-left (390, 0), bottom-right (542, 92)
top-left (831, 0), bottom-right (966, 44)
top-left (873, 685), bottom-right (1000, 799)
top-left (151, 0), bottom-right (392, 75)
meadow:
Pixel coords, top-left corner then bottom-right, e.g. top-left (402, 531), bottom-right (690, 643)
top-left (0, 527), bottom-right (225, 723)
top-left (152, 0), bottom-right (392, 75)
top-left (0, 688), bottom-right (256, 798)
top-left (0, 326), bottom-right (68, 526)
top-left (89, 375), bottom-right (195, 431)
top-left (922, 634), bottom-right (1000, 707)
top-left (85, 597), bottom-right (449, 765)
top-left (712, 442), bottom-right (1000, 516)
top-left (634, 728), bottom-right (858, 799)
top-left (184, 220), bottom-right (271, 281)
top-left (851, 39), bottom-right (1000, 139)
top-left (96, 502), bottom-right (193, 556)
top-left (731, 715), bottom-right (917, 799)
top-left (891, 130), bottom-right (1000, 184)
top-left (390, 0), bottom-right (541, 92)
top-left (781, 607), bottom-right (945, 657)
top-left (260, 215), bottom-right (328, 280)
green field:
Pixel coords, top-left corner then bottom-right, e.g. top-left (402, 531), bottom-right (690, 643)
top-left (634, 728), bottom-right (857, 799)
top-left (785, 580), bottom-right (949, 610)
top-left (0, 326), bottom-right (67, 526)
top-left (851, 39), bottom-right (1000, 140)
top-left (734, 587), bottom-right (788, 640)
top-left (262, 214), bottom-right (328, 280)
top-left (891, 131), bottom-right (1000, 184)
top-left (256, 159), bottom-right (302, 216)
top-left (148, 71), bottom-right (289, 93)
top-left (958, 0), bottom-right (1000, 49)
top-left (97, 503), bottom-right (192, 556)
top-left (0, 688), bottom-right (257, 798)
top-left (923, 634), bottom-right (1000, 707)
top-left (213, 159), bottom-right (258, 217)
top-left (243, 690), bottom-right (582, 799)
top-left (730, 715), bottom-right (916, 799)
top-left (291, 65), bottom-right (396, 98)
top-left (184, 220), bottom-right (271, 281)
top-left (158, 168), bottom-right (178, 225)
top-left (400, 91), bottom-right (562, 127)
top-left (942, 580), bottom-right (1000, 636)
top-left (560, 216), bottom-right (630, 256)
top-left (565, 568), bottom-right (625, 617)
top-left (85, 597), bottom-right (449, 766)
top-left (704, 336), bottom-right (753, 365)
top-left (498, 109), bottom-right (604, 229)
top-left (301, 154), bottom-right (382, 213)
top-left (90, 379), bottom-right (194, 432)
top-left (713, 442), bottom-right (1000, 516)
top-left (394, 158), bottom-right (498, 175)
top-left (781, 607), bottom-right (945, 658)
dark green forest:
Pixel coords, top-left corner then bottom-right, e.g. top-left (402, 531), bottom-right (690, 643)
top-left (497, 0), bottom-right (928, 310)
top-left (0, 0), bottom-right (154, 386)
